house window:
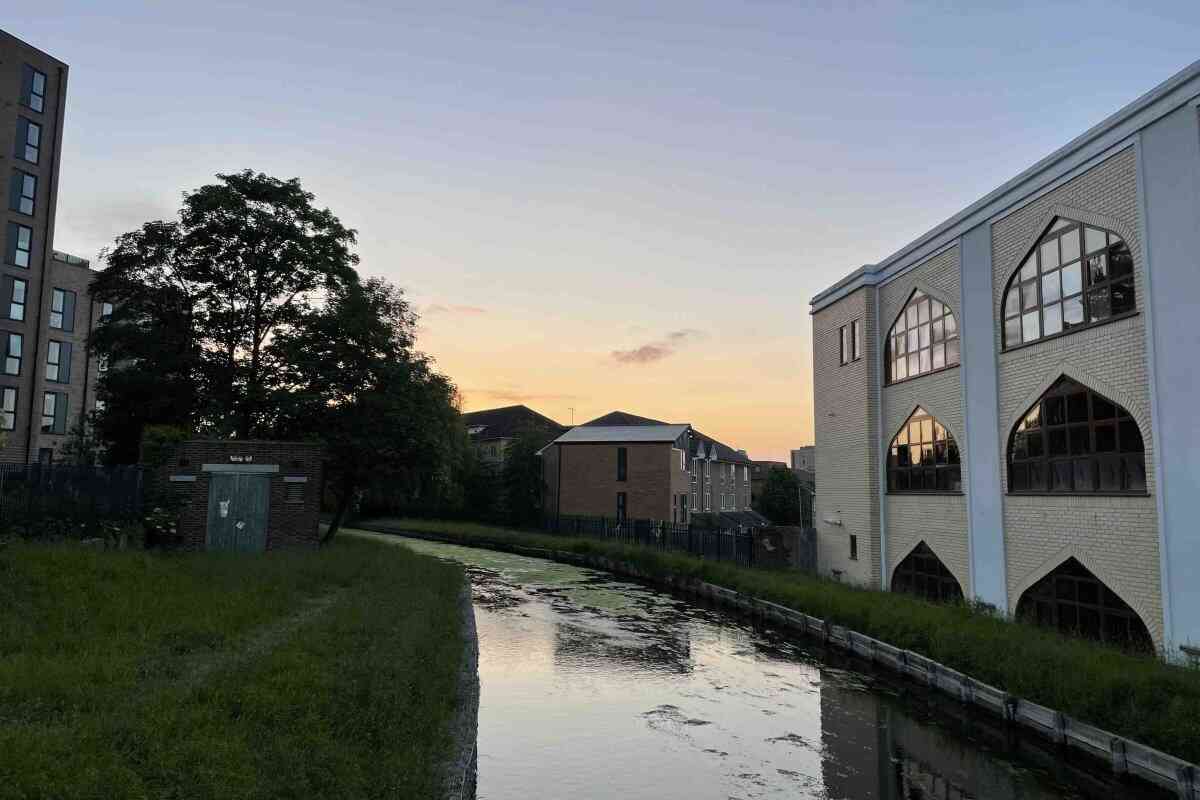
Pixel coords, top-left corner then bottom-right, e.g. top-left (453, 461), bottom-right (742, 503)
top-left (617, 446), bottom-right (627, 481)
top-left (46, 340), bottom-right (70, 383)
top-left (6, 223), bottom-right (32, 268)
top-left (0, 387), bottom-right (14, 430)
top-left (1008, 376), bottom-right (1146, 495)
top-left (885, 290), bottom-right (959, 384)
top-left (7, 278), bottom-right (26, 321)
top-left (10, 171), bottom-right (36, 216)
top-left (4, 333), bottom-right (22, 375)
top-left (22, 65), bottom-right (47, 113)
top-left (887, 406), bottom-right (961, 492)
top-left (849, 534), bottom-right (858, 561)
top-left (1002, 218), bottom-right (1135, 349)
top-left (100, 302), bottom-right (114, 321)
top-left (42, 391), bottom-right (66, 434)
top-left (616, 491), bottom-right (627, 521)
top-left (16, 118), bottom-right (40, 164)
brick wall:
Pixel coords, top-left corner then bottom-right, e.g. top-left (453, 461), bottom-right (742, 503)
top-left (153, 440), bottom-right (323, 551)
top-left (555, 442), bottom-right (673, 521)
top-left (990, 146), bottom-right (1163, 645)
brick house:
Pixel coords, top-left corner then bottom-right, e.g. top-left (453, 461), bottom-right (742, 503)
top-left (809, 61), bottom-right (1200, 658)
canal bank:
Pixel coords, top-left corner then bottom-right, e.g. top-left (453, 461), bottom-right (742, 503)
top-left (347, 520), bottom-right (1200, 798)
top-left (356, 530), bottom-right (1179, 800)
top-left (444, 583), bottom-right (480, 800)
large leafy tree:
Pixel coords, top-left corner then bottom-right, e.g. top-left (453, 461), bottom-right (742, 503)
top-left (270, 277), bottom-right (461, 542)
top-left (756, 466), bottom-right (803, 525)
top-left (91, 171), bottom-right (359, 454)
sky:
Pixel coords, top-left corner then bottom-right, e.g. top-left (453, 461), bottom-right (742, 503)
top-left (9, 2), bottom-right (1200, 460)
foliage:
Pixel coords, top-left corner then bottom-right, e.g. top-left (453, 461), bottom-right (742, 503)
top-left (357, 517), bottom-right (1200, 764)
top-left (269, 278), bottom-right (460, 542)
top-left (59, 413), bottom-right (106, 466)
top-left (755, 466), bottom-right (803, 525)
top-left (139, 424), bottom-right (191, 468)
top-left (501, 428), bottom-right (553, 527)
top-left (90, 170), bottom-right (361, 455)
top-left (0, 537), bottom-right (465, 797)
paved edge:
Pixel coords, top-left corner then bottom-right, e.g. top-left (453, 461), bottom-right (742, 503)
top-left (444, 581), bottom-right (479, 800)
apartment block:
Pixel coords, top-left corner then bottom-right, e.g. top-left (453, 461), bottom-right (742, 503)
top-left (809, 61), bottom-right (1200, 658)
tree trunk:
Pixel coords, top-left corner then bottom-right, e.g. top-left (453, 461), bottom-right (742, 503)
top-left (322, 476), bottom-right (356, 545)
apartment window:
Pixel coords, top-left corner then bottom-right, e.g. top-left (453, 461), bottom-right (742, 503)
top-left (46, 340), bottom-right (71, 383)
top-left (6, 223), bottom-right (33, 268)
top-left (10, 171), bottom-right (37, 216)
top-left (0, 387), bottom-right (14, 430)
top-left (616, 491), bottom-right (627, 521)
top-left (887, 406), bottom-right (961, 492)
top-left (100, 302), bottom-right (114, 321)
top-left (15, 118), bottom-right (40, 164)
top-left (885, 290), bottom-right (960, 384)
top-left (6, 277), bottom-right (26, 321)
top-left (1008, 376), bottom-right (1146, 495)
top-left (1002, 218), bottom-right (1135, 350)
top-left (50, 288), bottom-right (75, 331)
top-left (42, 391), bottom-right (67, 434)
top-left (21, 65), bottom-right (47, 113)
top-left (4, 333), bottom-right (22, 375)
top-left (616, 446), bottom-right (627, 481)
top-left (849, 534), bottom-right (858, 561)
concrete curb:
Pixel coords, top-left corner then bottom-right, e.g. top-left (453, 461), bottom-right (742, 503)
top-left (443, 582), bottom-right (479, 800)
top-left (352, 525), bottom-right (1199, 800)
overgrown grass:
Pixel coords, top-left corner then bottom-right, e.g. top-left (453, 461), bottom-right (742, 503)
top-left (358, 516), bottom-right (1200, 764)
top-left (0, 537), bottom-right (466, 798)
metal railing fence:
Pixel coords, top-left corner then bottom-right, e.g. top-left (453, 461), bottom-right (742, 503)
top-left (544, 514), bottom-right (755, 567)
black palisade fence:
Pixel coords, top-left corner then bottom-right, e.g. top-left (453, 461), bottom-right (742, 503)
top-left (544, 514), bottom-right (755, 567)
top-left (0, 463), bottom-right (144, 539)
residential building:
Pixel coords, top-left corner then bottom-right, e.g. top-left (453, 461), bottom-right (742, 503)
top-left (749, 460), bottom-right (788, 506)
top-left (1, 30), bottom-right (105, 464)
top-left (462, 404), bottom-right (566, 467)
top-left (809, 61), bottom-right (1200, 657)
top-left (541, 410), bottom-right (755, 525)
top-left (790, 446), bottom-right (814, 472)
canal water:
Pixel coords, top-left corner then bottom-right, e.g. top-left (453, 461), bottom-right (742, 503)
top-left (377, 534), bottom-right (1169, 800)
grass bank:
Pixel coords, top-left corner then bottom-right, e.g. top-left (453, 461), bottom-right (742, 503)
top-left (359, 516), bottom-right (1200, 764)
top-left (0, 536), bottom-right (466, 799)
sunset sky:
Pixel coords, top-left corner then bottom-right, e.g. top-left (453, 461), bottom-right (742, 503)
top-left (11, 2), bottom-right (1200, 460)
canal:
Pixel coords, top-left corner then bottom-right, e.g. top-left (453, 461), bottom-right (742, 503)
top-left (372, 533), bottom-right (1170, 800)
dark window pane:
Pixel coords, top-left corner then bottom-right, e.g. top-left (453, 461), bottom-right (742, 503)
top-left (1069, 425), bottom-right (1090, 454)
top-left (934, 441), bottom-right (947, 464)
top-left (1078, 579), bottom-right (1100, 606)
top-left (1098, 456), bottom-right (1121, 491)
top-left (1092, 396), bottom-right (1116, 419)
top-left (1029, 461), bottom-right (1047, 491)
top-left (1089, 286), bottom-right (1112, 322)
top-left (1056, 578), bottom-right (1076, 601)
top-left (1125, 456), bottom-right (1147, 493)
top-left (1024, 406), bottom-right (1041, 429)
top-left (1119, 420), bottom-right (1143, 453)
top-left (1087, 253), bottom-right (1108, 283)
top-left (896, 470), bottom-right (910, 491)
top-left (947, 440), bottom-right (960, 464)
top-left (896, 443), bottom-right (910, 467)
top-left (1051, 461), bottom-right (1073, 492)
top-left (1048, 429), bottom-right (1068, 456)
top-left (1078, 607), bottom-right (1102, 639)
top-left (921, 444), bottom-right (934, 467)
top-left (1095, 424), bottom-right (1116, 452)
top-left (923, 469), bottom-right (937, 491)
top-left (888, 470), bottom-right (897, 492)
top-left (1026, 431), bottom-right (1043, 458)
top-left (1073, 459), bottom-right (1095, 492)
top-left (1011, 463), bottom-right (1028, 491)
top-left (1067, 393), bottom-right (1088, 422)
top-left (1111, 278), bottom-right (1136, 315)
top-left (947, 465), bottom-right (961, 491)
top-left (1045, 396), bottom-right (1066, 425)
top-left (1012, 432), bottom-right (1027, 460)
top-left (1109, 243), bottom-right (1133, 278)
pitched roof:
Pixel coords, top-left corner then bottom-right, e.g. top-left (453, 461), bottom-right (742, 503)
top-left (548, 424), bottom-right (690, 445)
top-left (689, 429), bottom-right (750, 464)
top-left (581, 410), bottom-right (669, 427)
top-left (461, 405), bottom-right (567, 441)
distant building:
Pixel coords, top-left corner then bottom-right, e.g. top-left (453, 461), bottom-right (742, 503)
top-left (790, 446), bottom-right (814, 472)
top-left (749, 460), bottom-right (788, 506)
top-left (462, 404), bottom-right (566, 467)
top-left (541, 410), bottom-right (759, 525)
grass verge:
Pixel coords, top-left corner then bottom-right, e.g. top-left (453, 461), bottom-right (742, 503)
top-left (0, 536), bottom-right (466, 799)
top-left (359, 516), bottom-right (1200, 764)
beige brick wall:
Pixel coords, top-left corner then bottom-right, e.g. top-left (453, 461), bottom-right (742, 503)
top-left (990, 146), bottom-right (1163, 645)
top-left (813, 286), bottom-right (879, 586)
top-left (556, 442), bottom-right (674, 520)
top-left (879, 246), bottom-right (970, 593)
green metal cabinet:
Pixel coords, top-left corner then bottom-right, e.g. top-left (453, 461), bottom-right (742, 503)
top-left (205, 472), bottom-right (270, 552)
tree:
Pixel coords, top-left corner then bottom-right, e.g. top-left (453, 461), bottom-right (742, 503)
top-left (756, 467), bottom-right (803, 525)
top-left (90, 171), bottom-right (360, 453)
top-left (270, 277), bottom-right (460, 543)
top-left (501, 429), bottom-right (550, 527)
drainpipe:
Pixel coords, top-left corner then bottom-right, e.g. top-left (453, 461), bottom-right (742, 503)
top-left (875, 285), bottom-right (888, 591)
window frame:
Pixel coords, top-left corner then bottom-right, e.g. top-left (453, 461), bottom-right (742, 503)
top-left (4, 332), bottom-right (22, 376)
top-left (50, 288), bottom-right (75, 331)
top-left (616, 491), bottom-right (627, 521)
top-left (0, 387), bottom-right (14, 431)
top-left (887, 407), bottom-right (962, 494)
top-left (16, 118), bottom-right (40, 164)
top-left (6, 223), bottom-right (33, 268)
top-left (22, 65), bottom-right (47, 113)
top-left (41, 390), bottom-right (67, 434)
top-left (885, 290), bottom-right (960, 385)
top-left (616, 446), bottom-right (627, 482)
top-left (46, 339), bottom-right (67, 383)
top-left (11, 170), bottom-right (37, 216)
top-left (839, 320), bottom-right (863, 366)
top-left (7, 277), bottom-right (26, 321)
top-left (1002, 219), bottom-right (1137, 352)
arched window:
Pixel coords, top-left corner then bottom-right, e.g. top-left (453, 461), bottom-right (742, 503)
top-left (1008, 376), bottom-right (1146, 495)
top-left (887, 407), bottom-right (961, 493)
top-left (1002, 217), bottom-right (1135, 349)
top-left (885, 290), bottom-right (959, 384)
top-left (1017, 558), bottom-right (1152, 651)
top-left (892, 542), bottom-right (964, 603)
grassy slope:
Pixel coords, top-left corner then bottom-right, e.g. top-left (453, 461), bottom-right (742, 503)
top-left (361, 517), bottom-right (1200, 764)
top-left (0, 537), bottom-right (465, 799)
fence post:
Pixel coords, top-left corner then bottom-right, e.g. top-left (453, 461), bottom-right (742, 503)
top-left (1109, 737), bottom-right (1128, 775)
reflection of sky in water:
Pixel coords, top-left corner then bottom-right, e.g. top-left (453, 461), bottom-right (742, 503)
top-left (360, 533), bottom-right (1171, 800)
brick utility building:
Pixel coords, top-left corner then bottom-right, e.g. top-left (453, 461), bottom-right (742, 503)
top-left (1, 30), bottom-right (107, 464)
top-left (541, 410), bottom-right (753, 524)
top-left (810, 61), bottom-right (1200, 657)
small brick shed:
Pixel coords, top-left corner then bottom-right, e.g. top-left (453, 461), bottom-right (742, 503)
top-left (155, 440), bottom-right (323, 551)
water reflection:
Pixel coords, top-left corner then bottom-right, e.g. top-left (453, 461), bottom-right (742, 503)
top-left (356, 533), bottom-right (1169, 800)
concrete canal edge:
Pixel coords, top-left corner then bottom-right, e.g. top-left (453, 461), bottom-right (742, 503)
top-left (351, 525), bottom-right (1200, 799)
top-left (443, 582), bottom-right (479, 800)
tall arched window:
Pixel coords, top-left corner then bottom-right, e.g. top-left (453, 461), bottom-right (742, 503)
top-left (887, 407), bottom-right (961, 493)
top-left (1002, 217), bottom-right (1135, 349)
top-left (1008, 376), bottom-right (1146, 494)
top-left (892, 542), bottom-right (964, 603)
top-left (885, 290), bottom-right (959, 384)
top-left (1017, 558), bottom-right (1152, 651)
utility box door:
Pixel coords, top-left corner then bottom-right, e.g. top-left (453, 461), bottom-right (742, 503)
top-left (206, 473), bottom-right (270, 552)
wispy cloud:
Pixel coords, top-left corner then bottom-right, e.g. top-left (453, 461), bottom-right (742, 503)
top-left (612, 328), bottom-right (704, 365)
top-left (470, 388), bottom-right (579, 403)
top-left (424, 304), bottom-right (487, 315)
